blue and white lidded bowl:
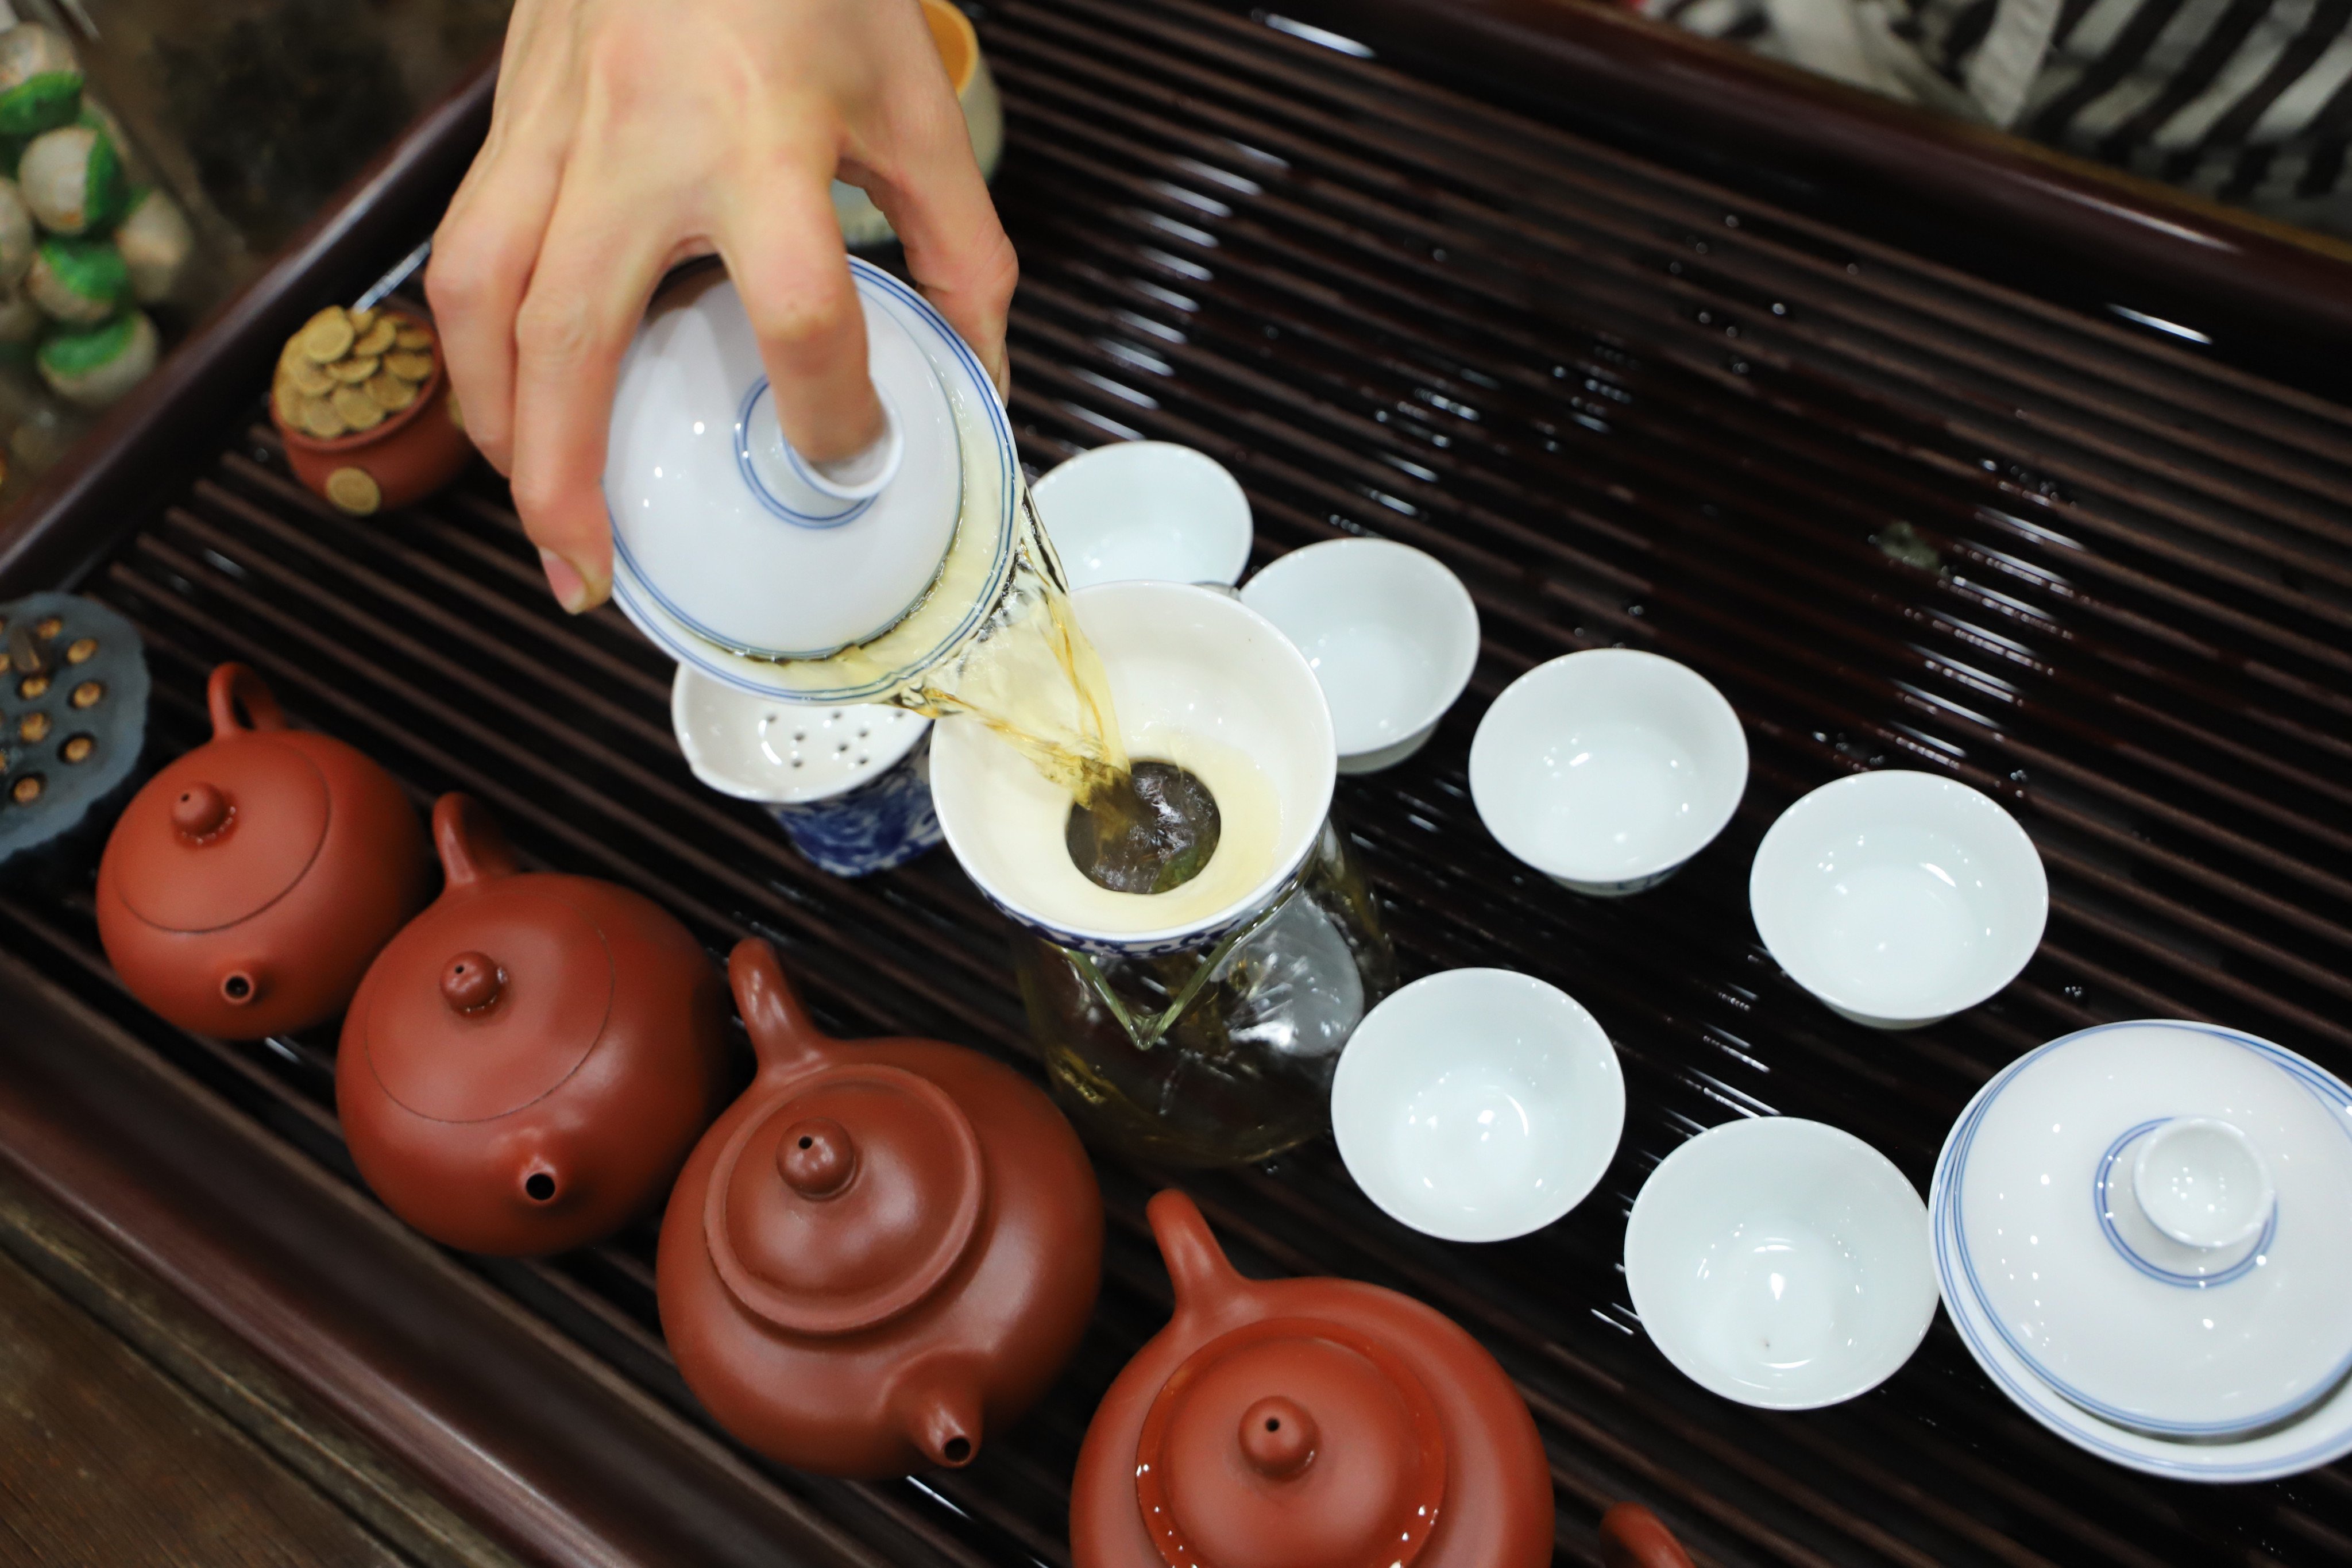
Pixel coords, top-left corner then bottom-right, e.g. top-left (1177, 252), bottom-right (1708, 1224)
top-left (607, 257), bottom-right (1018, 708)
top-left (672, 665), bottom-right (940, 878)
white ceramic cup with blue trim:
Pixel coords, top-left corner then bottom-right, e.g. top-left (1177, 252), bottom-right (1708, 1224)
top-left (672, 666), bottom-right (941, 877)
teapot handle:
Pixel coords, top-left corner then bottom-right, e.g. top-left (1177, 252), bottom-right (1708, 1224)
top-left (1146, 1191), bottom-right (1245, 1312)
top-left (729, 939), bottom-right (835, 1076)
top-left (432, 793), bottom-right (523, 890)
top-left (1598, 1503), bottom-right (1694, 1568)
top-left (207, 663), bottom-right (288, 737)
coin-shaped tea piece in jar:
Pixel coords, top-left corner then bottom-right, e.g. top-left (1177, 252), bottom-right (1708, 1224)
top-left (301, 307), bottom-right (354, 363)
top-left (285, 356), bottom-right (334, 396)
top-left (298, 395), bottom-right (345, 439)
top-left (393, 325), bottom-right (432, 351)
top-left (329, 354), bottom-right (379, 385)
top-left (383, 349), bottom-right (433, 383)
top-left (364, 371), bottom-right (415, 412)
top-left (352, 317), bottom-right (396, 357)
top-left (331, 385), bottom-right (384, 431)
top-left (325, 467), bottom-right (381, 516)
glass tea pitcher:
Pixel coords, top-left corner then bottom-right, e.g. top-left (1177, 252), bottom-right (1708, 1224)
top-left (929, 580), bottom-right (1394, 1167)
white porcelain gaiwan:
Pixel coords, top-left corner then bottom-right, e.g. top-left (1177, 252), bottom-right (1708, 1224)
top-left (604, 257), bottom-right (1018, 705)
top-left (1331, 968), bottom-right (1623, 1242)
top-left (1242, 539), bottom-right (1479, 775)
top-left (1031, 441), bottom-right (1253, 591)
top-left (929, 580), bottom-right (1335, 957)
top-left (1625, 1117), bottom-right (1937, 1409)
top-left (1933, 1019), bottom-right (2352, 1445)
top-left (1749, 770), bottom-right (2046, 1029)
top-left (1469, 648), bottom-right (1747, 895)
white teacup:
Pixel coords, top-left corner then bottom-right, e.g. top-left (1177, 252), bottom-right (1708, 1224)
top-left (1625, 1117), bottom-right (1936, 1409)
top-left (1748, 770), bottom-right (2046, 1029)
top-left (1031, 441), bottom-right (1254, 592)
top-left (1242, 539), bottom-right (1479, 774)
top-left (1469, 649), bottom-right (1748, 895)
top-left (1331, 968), bottom-right (1623, 1242)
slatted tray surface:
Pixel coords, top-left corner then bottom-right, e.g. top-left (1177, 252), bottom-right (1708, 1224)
top-left (8, 1), bottom-right (2352, 1563)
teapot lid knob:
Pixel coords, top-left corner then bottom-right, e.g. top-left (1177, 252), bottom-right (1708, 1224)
top-left (440, 952), bottom-right (502, 1013)
top-left (1134, 1316), bottom-right (1447, 1568)
top-left (171, 782), bottom-right (229, 839)
top-left (704, 1063), bottom-right (984, 1338)
top-left (1238, 1396), bottom-right (1316, 1480)
top-left (777, 1118), bottom-right (857, 1198)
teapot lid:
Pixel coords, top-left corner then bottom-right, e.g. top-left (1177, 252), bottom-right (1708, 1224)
top-left (360, 798), bottom-right (616, 1122)
top-left (702, 940), bottom-right (985, 1337)
top-left (110, 665), bottom-right (330, 934)
top-left (1133, 1315), bottom-right (1447, 1568)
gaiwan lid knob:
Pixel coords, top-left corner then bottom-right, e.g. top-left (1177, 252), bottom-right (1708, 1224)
top-left (1133, 1199), bottom-right (1449, 1568)
top-left (702, 941), bottom-right (986, 1337)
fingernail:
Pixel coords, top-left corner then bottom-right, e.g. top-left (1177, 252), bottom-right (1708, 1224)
top-left (539, 547), bottom-right (591, 614)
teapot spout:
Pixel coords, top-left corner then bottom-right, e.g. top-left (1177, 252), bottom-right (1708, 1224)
top-left (1148, 1191), bottom-right (1245, 1313)
top-left (894, 1365), bottom-right (983, 1470)
top-left (728, 939), bottom-right (837, 1077)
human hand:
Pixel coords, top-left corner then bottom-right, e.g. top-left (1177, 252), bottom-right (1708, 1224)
top-left (428, 0), bottom-right (1017, 612)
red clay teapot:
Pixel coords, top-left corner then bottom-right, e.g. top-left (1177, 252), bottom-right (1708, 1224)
top-left (97, 663), bottom-right (430, 1039)
top-left (657, 939), bottom-right (1102, 1477)
top-left (1072, 1191), bottom-right (1554, 1568)
top-left (337, 794), bottom-right (728, 1256)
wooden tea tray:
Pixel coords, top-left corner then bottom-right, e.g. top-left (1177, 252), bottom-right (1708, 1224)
top-left (0, 3), bottom-right (2347, 1564)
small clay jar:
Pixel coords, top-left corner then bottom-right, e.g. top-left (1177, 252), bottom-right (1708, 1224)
top-left (1071, 1191), bottom-right (1555, 1568)
top-left (338, 794), bottom-right (729, 1256)
top-left (96, 663), bottom-right (430, 1039)
top-left (657, 939), bottom-right (1102, 1477)
top-left (272, 307), bottom-right (472, 516)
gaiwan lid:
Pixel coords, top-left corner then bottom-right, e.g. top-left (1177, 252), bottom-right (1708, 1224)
top-left (701, 952), bottom-right (986, 1337)
top-left (1935, 1019), bottom-right (2352, 1438)
top-left (358, 797), bottom-right (618, 1123)
top-left (1137, 1316), bottom-right (1446, 1568)
top-left (605, 257), bottom-right (1017, 693)
top-left (107, 663), bottom-right (326, 934)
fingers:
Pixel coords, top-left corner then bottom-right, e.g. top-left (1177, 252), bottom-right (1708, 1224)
top-left (715, 171), bottom-right (885, 464)
top-left (861, 88), bottom-right (1017, 399)
top-left (504, 163), bottom-right (679, 612)
top-left (426, 17), bottom-right (578, 479)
